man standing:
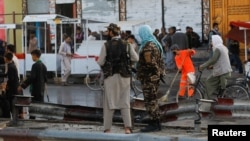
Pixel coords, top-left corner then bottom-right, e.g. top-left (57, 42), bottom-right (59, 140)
top-left (18, 49), bottom-right (47, 103)
top-left (137, 25), bottom-right (165, 132)
top-left (97, 23), bottom-right (139, 134)
top-left (28, 31), bottom-right (38, 53)
top-left (6, 44), bottom-right (20, 80)
top-left (127, 34), bottom-right (139, 54)
top-left (208, 22), bottom-right (221, 57)
top-left (161, 26), bottom-right (176, 71)
top-left (199, 35), bottom-right (232, 99)
top-left (171, 26), bottom-right (189, 50)
top-left (59, 35), bottom-right (72, 86)
top-left (0, 53), bottom-right (19, 118)
top-left (75, 26), bottom-right (84, 43)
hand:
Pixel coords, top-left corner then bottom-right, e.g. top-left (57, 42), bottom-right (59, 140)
top-left (66, 53), bottom-right (72, 57)
top-left (131, 68), bottom-right (137, 73)
top-left (207, 65), bottom-right (213, 69)
top-left (160, 74), bottom-right (165, 84)
top-left (17, 86), bottom-right (23, 93)
top-left (198, 65), bottom-right (202, 71)
top-left (178, 67), bottom-right (182, 72)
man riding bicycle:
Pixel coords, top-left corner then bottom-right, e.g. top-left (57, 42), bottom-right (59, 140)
top-left (199, 35), bottom-right (232, 99)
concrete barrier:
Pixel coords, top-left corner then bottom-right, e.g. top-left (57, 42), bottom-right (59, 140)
top-left (0, 128), bottom-right (207, 141)
top-left (212, 98), bottom-right (250, 118)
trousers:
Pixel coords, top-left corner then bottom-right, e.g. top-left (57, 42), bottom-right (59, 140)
top-left (61, 57), bottom-right (71, 82)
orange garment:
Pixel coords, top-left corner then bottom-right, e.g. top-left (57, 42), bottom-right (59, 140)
top-left (175, 49), bottom-right (195, 97)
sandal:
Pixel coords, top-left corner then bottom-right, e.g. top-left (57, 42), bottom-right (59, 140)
top-left (104, 129), bottom-right (111, 133)
top-left (125, 127), bottom-right (133, 134)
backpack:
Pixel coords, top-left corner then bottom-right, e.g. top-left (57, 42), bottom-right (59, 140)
top-left (101, 39), bottom-right (132, 79)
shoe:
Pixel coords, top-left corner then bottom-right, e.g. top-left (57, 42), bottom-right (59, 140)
top-left (140, 120), bottom-right (161, 132)
top-left (62, 82), bottom-right (69, 86)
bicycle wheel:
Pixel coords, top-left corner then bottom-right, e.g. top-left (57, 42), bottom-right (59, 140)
top-left (176, 85), bottom-right (203, 103)
top-left (85, 69), bottom-right (104, 91)
top-left (222, 84), bottom-right (250, 100)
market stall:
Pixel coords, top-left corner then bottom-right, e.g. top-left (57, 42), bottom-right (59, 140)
top-left (227, 21), bottom-right (250, 61)
top-left (22, 14), bottom-right (80, 78)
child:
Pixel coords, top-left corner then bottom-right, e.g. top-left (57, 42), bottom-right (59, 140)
top-left (171, 44), bottom-right (196, 98)
top-left (0, 52), bottom-right (19, 118)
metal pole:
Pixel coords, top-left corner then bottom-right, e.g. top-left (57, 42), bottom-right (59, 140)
top-left (5, 29), bottom-right (8, 43)
top-left (21, 24), bottom-right (24, 53)
top-left (60, 24), bottom-right (63, 43)
top-left (44, 23), bottom-right (47, 54)
top-left (12, 11), bottom-right (16, 47)
top-left (74, 23), bottom-right (76, 53)
top-left (194, 99), bottom-right (201, 133)
top-left (24, 22), bottom-right (27, 78)
top-left (244, 29), bottom-right (247, 61)
top-left (55, 25), bottom-right (58, 78)
top-left (161, 0), bottom-right (165, 28)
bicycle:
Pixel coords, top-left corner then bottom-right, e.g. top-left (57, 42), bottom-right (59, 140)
top-left (85, 69), bottom-right (143, 97)
top-left (235, 62), bottom-right (250, 93)
top-left (85, 69), bottom-right (104, 91)
top-left (176, 69), bottom-right (249, 103)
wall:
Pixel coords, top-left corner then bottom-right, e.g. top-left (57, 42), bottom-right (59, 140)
top-left (0, 0), bottom-right (4, 40)
top-left (126, 0), bottom-right (162, 29)
top-left (82, 0), bottom-right (119, 22)
top-left (164, 0), bottom-right (202, 37)
top-left (4, 0), bottom-right (23, 53)
top-left (81, 0), bottom-right (203, 40)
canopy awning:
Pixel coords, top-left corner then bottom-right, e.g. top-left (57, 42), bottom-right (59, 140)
top-left (0, 24), bottom-right (16, 29)
top-left (56, 0), bottom-right (75, 4)
top-left (227, 21), bottom-right (250, 61)
top-left (230, 21), bottom-right (250, 29)
top-left (22, 14), bottom-right (69, 22)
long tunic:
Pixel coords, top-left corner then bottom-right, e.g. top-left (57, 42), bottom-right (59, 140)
top-left (97, 36), bottom-right (139, 109)
top-left (28, 37), bottom-right (38, 53)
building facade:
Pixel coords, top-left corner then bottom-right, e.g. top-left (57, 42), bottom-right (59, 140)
top-left (81, 0), bottom-right (250, 43)
top-left (82, 0), bottom-right (207, 41)
top-left (1, 0), bottom-right (249, 52)
top-left (0, 0), bottom-right (22, 52)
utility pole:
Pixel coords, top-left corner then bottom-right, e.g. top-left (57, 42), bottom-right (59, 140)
top-left (161, 0), bottom-right (165, 28)
top-left (12, 11), bottom-right (16, 48)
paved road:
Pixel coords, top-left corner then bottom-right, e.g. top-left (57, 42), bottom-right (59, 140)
top-left (8, 47), bottom-right (246, 140)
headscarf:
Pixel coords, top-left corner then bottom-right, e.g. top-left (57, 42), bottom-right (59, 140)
top-left (212, 35), bottom-right (224, 51)
top-left (138, 25), bottom-right (163, 53)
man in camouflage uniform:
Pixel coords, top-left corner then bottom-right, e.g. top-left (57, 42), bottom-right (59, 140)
top-left (137, 25), bottom-right (165, 132)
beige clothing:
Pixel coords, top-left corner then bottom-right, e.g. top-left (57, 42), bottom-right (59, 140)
top-left (103, 74), bottom-right (132, 129)
top-left (59, 41), bottom-right (72, 82)
top-left (97, 37), bottom-right (139, 109)
top-left (97, 36), bottom-right (139, 130)
top-left (29, 37), bottom-right (38, 53)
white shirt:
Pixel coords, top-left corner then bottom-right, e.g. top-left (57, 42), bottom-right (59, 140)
top-left (87, 35), bottom-right (96, 40)
top-left (12, 55), bottom-right (20, 79)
